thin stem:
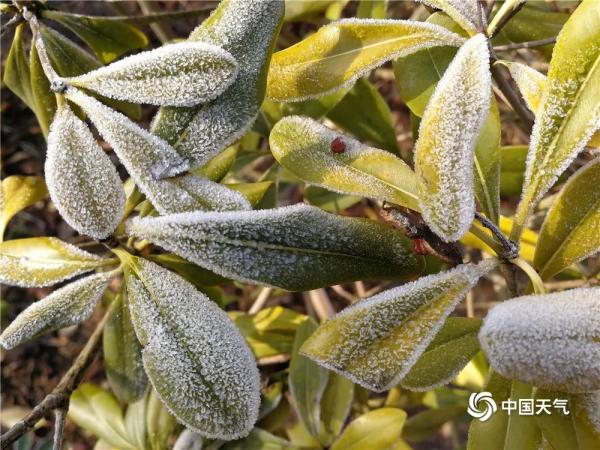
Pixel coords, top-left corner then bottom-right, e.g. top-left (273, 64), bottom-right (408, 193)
top-left (494, 37), bottom-right (557, 52)
top-left (23, 9), bottom-right (58, 82)
top-left (0, 12), bottom-right (24, 37)
top-left (487, 0), bottom-right (527, 38)
top-left (52, 409), bottom-right (66, 450)
top-left (511, 257), bottom-right (546, 294)
top-left (474, 212), bottom-right (519, 260)
top-left (305, 289), bottom-right (335, 321)
top-left (467, 223), bottom-right (505, 257)
top-left (248, 287), bottom-right (273, 314)
top-left (0, 301), bottom-right (117, 449)
top-left (137, 0), bottom-right (172, 43)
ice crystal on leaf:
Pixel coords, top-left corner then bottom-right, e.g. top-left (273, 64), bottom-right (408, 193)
top-left (45, 104), bottom-right (125, 239)
top-left (0, 271), bottom-right (113, 350)
top-left (300, 260), bottom-right (497, 392)
top-left (126, 204), bottom-right (425, 291)
top-left (499, 60), bottom-right (547, 114)
top-left (417, 0), bottom-right (479, 36)
top-left (151, 0), bottom-right (285, 169)
top-left (479, 288), bottom-right (600, 393)
top-left (124, 257), bottom-right (260, 439)
top-left (0, 237), bottom-right (106, 287)
top-left (67, 42), bottom-right (239, 107)
top-left (415, 34), bottom-right (491, 242)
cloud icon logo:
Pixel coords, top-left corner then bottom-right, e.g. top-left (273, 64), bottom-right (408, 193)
top-left (468, 392), bottom-right (497, 422)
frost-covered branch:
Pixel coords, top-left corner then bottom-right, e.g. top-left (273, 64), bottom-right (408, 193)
top-left (22, 8), bottom-right (61, 86)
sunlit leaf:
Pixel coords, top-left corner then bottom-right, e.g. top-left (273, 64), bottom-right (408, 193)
top-left (330, 408), bottom-right (407, 450)
top-left (535, 159), bottom-right (600, 279)
top-left (301, 260), bottom-right (496, 391)
top-left (486, 0), bottom-right (526, 37)
top-left (42, 10), bottom-right (148, 63)
top-left (227, 181), bottom-right (274, 208)
top-left (479, 288), bottom-right (600, 393)
top-left (289, 318), bottom-right (329, 437)
top-left (126, 204), bottom-right (425, 291)
top-left (3, 24), bottom-right (34, 110)
top-left (45, 104), bottom-right (125, 239)
top-left (270, 116), bottom-right (420, 211)
top-left (401, 317), bottom-right (482, 391)
top-left (152, 0), bottom-right (285, 169)
top-left (68, 42), bottom-right (239, 107)
top-left (415, 34), bottom-right (491, 241)
top-left (103, 291), bottom-right (147, 403)
top-left (319, 372), bottom-right (354, 446)
top-left (0, 176), bottom-right (48, 238)
top-left (497, 60), bottom-right (547, 114)
top-left (416, 0), bottom-right (479, 36)
top-left (195, 145), bottom-right (238, 182)
top-left (123, 256), bottom-right (260, 439)
top-left (327, 77), bottom-right (400, 153)
top-left (0, 271), bottom-right (113, 350)
top-left (0, 237), bottom-right (108, 287)
top-left (512, 0), bottom-right (600, 240)
top-left (284, 0), bottom-right (338, 21)
top-left (267, 18), bottom-right (465, 101)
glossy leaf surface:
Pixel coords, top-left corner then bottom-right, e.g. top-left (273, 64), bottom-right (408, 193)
top-left (0, 176), bottom-right (48, 238)
top-left (330, 408), bottom-right (407, 450)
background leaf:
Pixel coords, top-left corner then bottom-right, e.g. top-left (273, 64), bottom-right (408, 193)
top-left (319, 371), bottom-right (354, 446)
top-left (330, 408), bottom-right (407, 450)
top-left (416, 0), bottom-right (478, 36)
top-left (0, 176), bottom-right (48, 239)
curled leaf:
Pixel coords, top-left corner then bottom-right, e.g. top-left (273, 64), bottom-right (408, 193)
top-left (126, 204), bottom-right (425, 291)
top-left (301, 260), bottom-right (496, 391)
top-left (152, 0), bottom-right (285, 169)
top-left (46, 104), bottom-right (125, 239)
top-left (415, 33), bottom-right (491, 241)
top-left (267, 18), bottom-right (466, 101)
top-left (0, 271), bottom-right (113, 349)
top-left (124, 257), bottom-right (260, 439)
top-left (68, 42), bottom-right (239, 107)
top-left (269, 116), bottom-right (420, 211)
top-left (0, 237), bottom-right (107, 287)
top-left (479, 288), bottom-right (600, 393)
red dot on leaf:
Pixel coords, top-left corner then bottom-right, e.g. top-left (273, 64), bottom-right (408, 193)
top-left (330, 137), bottom-right (346, 153)
top-left (412, 239), bottom-right (429, 255)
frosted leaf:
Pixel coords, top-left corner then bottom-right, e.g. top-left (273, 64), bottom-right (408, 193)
top-left (479, 287), bottom-right (600, 393)
top-left (498, 60), bottom-right (547, 114)
top-left (173, 429), bottom-right (203, 450)
top-left (67, 42), bottom-right (239, 107)
top-left (415, 34), bottom-right (491, 242)
top-left (416, 0), bottom-right (479, 36)
top-left (0, 271), bottom-right (113, 349)
top-left (300, 260), bottom-right (497, 392)
top-left (0, 237), bottom-right (108, 287)
top-left (151, 0), bottom-right (285, 169)
top-left (269, 116), bottom-right (420, 211)
top-left (45, 104), bottom-right (125, 239)
top-left (124, 257), bottom-right (260, 439)
top-left (125, 204), bottom-right (425, 291)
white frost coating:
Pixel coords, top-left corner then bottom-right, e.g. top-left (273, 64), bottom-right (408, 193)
top-left (68, 42), bottom-right (239, 107)
top-left (45, 105), bottom-right (125, 239)
top-left (415, 34), bottom-right (491, 242)
top-left (577, 391), bottom-right (600, 432)
top-left (125, 258), bottom-right (260, 439)
top-left (167, 174), bottom-right (251, 213)
top-left (0, 237), bottom-right (104, 287)
top-left (480, 288), bottom-right (600, 393)
top-left (125, 203), bottom-right (423, 291)
top-left (300, 259), bottom-right (497, 392)
top-left (0, 271), bottom-right (113, 349)
top-left (417, 0), bottom-right (479, 35)
top-left (173, 429), bottom-right (203, 450)
top-left (152, 0), bottom-right (285, 169)
top-left (501, 61), bottom-right (547, 114)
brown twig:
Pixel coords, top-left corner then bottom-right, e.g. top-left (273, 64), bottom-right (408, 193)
top-left (494, 37), bottom-right (557, 52)
top-left (52, 409), bottom-right (67, 450)
top-left (0, 302), bottom-right (116, 449)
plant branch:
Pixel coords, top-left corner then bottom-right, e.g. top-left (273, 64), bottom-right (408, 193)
top-left (52, 408), bottom-right (66, 450)
top-left (0, 12), bottom-right (24, 37)
top-left (23, 8), bottom-right (62, 89)
top-left (137, 0), bottom-right (173, 43)
top-left (474, 212), bottom-right (519, 260)
top-left (493, 37), bottom-right (557, 52)
top-left (487, 0), bottom-right (527, 38)
top-left (511, 257), bottom-right (546, 294)
top-left (0, 301), bottom-right (117, 449)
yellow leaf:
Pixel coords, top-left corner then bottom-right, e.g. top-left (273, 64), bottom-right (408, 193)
top-left (0, 176), bottom-right (48, 239)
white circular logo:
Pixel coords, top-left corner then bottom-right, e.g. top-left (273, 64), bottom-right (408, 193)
top-left (468, 392), bottom-right (497, 422)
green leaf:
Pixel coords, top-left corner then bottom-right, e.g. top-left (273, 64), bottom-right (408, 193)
top-left (267, 19), bottom-right (465, 101)
top-left (46, 104), bottom-right (125, 239)
top-left (123, 256), bottom-right (260, 439)
top-left (402, 404), bottom-right (466, 442)
top-left (29, 39), bottom-right (57, 137)
top-left (227, 182), bottom-right (274, 208)
top-left (301, 260), bottom-right (496, 391)
top-left (259, 382), bottom-right (284, 420)
top-left (357, 0), bottom-right (388, 19)
top-left (499, 145), bottom-right (528, 197)
top-left (195, 145), bottom-right (238, 182)
top-left (41, 10), bottom-right (148, 63)
top-left (534, 390), bottom-right (600, 450)
top-left (467, 375), bottom-right (541, 450)
top-left (417, 0), bottom-right (478, 36)
top-left (221, 428), bottom-right (301, 450)
top-left (230, 306), bottom-right (306, 359)
top-left (534, 159), bottom-right (600, 279)
top-left (0, 272), bottom-right (112, 350)
top-left (289, 318), bottom-right (329, 438)
top-left (331, 408), bottom-right (407, 450)
top-left (152, 0), bottom-right (285, 169)
top-left (512, 0), bottom-right (600, 240)
top-left (479, 288), bottom-right (600, 393)
top-left (123, 397), bottom-right (148, 450)
top-left (486, 0), bottom-right (526, 37)
top-left (68, 42), bottom-right (239, 107)
top-left (0, 237), bottom-right (108, 287)
top-left (146, 387), bottom-right (177, 450)
top-left (3, 24), bottom-right (34, 110)
top-left (39, 24), bottom-right (141, 119)
top-left (68, 383), bottom-right (138, 450)
top-left (401, 317), bottom-right (482, 391)
top-left (0, 176), bottom-right (48, 238)
top-left (327, 77), bottom-right (400, 153)
top-left (146, 253), bottom-right (227, 287)
top-left (126, 204), bottom-right (425, 291)
top-left (284, 0), bottom-right (338, 21)
top-left (303, 186), bottom-right (362, 213)
top-left (269, 116), bottom-right (420, 211)
top-left (415, 34), bottom-right (491, 241)
top-left (319, 372), bottom-right (354, 446)
top-left (103, 291), bottom-right (147, 403)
